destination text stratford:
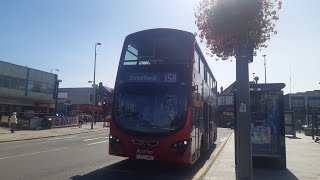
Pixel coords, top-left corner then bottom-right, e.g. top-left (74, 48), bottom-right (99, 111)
top-left (129, 74), bottom-right (157, 81)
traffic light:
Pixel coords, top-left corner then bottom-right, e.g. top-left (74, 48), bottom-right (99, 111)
top-left (102, 101), bottom-right (109, 115)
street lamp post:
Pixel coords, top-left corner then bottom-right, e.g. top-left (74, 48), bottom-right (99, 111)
top-left (263, 55), bottom-right (266, 84)
top-left (88, 80), bottom-right (94, 122)
top-left (54, 78), bottom-right (62, 115)
top-left (235, 9), bottom-right (253, 179)
top-left (91, 43), bottom-right (102, 129)
top-left (252, 73), bottom-right (255, 82)
top-left (51, 69), bottom-right (61, 115)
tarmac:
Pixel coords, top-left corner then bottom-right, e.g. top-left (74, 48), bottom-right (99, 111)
top-left (204, 131), bottom-right (320, 180)
top-left (0, 122), bottom-right (108, 143)
top-left (1, 125), bottom-right (319, 180)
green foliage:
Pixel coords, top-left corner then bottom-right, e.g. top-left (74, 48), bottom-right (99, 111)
top-left (195, 0), bottom-right (282, 60)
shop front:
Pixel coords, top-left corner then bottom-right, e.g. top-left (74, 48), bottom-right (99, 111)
top-left (68, 104), bottom-right (103, 122)
top-left (0, 96), bottom-right (54, 128)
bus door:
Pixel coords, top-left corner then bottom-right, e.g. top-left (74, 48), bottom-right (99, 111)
top-left (191, 107), bottom-right (201, 162)
top-left (192, 82), bottom-right (202, 160)
top-left (203, 103), bottom-right (209, 150)
top-left (209, 105), bottom-right (213, 146)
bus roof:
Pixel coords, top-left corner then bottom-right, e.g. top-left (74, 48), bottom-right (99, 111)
top-left (125, 28), bottom-right (195, 40)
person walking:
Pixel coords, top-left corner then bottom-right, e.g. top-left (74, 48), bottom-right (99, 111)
top-left (78, 116), bottom-right (83, 128)
top-left (297, 119), bottom-right (302, 133)
top-left (9, 112), bottom-right (18, 133)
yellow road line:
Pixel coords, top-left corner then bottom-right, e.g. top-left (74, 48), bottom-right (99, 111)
top-left (193, 133), bottom-right (232, 179)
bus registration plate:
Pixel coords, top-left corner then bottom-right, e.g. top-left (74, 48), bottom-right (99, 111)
top-left (136, 154), bottom-right (154, 160)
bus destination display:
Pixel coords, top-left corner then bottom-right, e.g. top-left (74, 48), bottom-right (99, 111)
top-left (125, 72), bottom-right (179, 83)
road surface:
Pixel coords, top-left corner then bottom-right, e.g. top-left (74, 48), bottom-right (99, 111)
top-left (0, 128), bottom-right (232, 180)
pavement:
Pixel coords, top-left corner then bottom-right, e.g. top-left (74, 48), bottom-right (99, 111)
top-left (0, 122), bottom-right (108, 143)
top-left (204, 131), bottom-right (320, 180)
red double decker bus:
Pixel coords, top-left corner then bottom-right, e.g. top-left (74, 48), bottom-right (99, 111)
top-left (109, 28), bottom-right (218, 165)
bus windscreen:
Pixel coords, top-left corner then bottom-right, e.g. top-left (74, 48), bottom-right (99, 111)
top-left (123, 36), bottom-right (192, 65)
top-left (115, 85), bottom-right (188, 134)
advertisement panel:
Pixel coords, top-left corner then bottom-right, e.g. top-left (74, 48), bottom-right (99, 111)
top-left (250, 90), bottom-right (282, 156)
top-left (51, 117), bottom-right (78, 127)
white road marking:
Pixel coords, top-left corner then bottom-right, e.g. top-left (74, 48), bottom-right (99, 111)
top-left (83, 137), bottom-right (108, 142)
top-left (0, 148), bottom-right (68, 160)
top-left (87, 140), bottom-right (108, 146)
top-left (50, 136), bottom-right (76, 140)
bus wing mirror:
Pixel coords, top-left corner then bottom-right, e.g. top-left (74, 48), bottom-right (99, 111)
top-left (193, 93), bottom-right (202, 108)
top-left (193, 85), bottom-right (198, 92)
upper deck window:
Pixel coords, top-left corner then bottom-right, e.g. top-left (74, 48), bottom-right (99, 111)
top-left (122, 34), bottom-right (192, 66)
top-left (124, 45), bottom-right (139, 65)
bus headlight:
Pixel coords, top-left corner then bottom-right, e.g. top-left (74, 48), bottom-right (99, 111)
top-left (109, 134), bottom-right (120, 145)
top-left (183, 140), bottom-right (188, 145)
top-left (171, 139), bottom-right (189, 155)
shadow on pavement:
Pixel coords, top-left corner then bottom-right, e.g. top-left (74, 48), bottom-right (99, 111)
top-left (253, 157), bottom-right (298, 180)
top-left (70, 144), bottom-right (217, 180)
top-left (285, 136), bottom-right (302, 139)
top-left (253, 168), bottom-right (299, 180)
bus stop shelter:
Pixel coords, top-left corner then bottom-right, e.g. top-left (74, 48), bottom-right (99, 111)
top-left (250, 83), bottom-right (286, 169)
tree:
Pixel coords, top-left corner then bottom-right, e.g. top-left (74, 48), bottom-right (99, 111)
top-left (195, 0), bottom-right (282, 60)
top-left (195, 1), bottom-right (282, 179)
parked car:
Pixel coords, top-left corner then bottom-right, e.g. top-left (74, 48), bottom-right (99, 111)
top-left (226, 122), bottom-right (235, 129)
top-left (301, 124), bottom-right (308, 130)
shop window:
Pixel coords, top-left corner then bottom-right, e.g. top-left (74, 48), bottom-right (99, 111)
top-left (33, 82), bottom-right (41, 92)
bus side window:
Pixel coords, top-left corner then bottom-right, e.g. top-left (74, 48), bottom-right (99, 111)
top-left (200, 59), bottom-right (204, 77)
top-left (194, 51), bottom-right (200, 72)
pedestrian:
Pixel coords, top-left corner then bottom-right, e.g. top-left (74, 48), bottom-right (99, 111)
top-left (297, 119), bottom-right (302, 133)
top-left (106, 115), bottom-right (112, 127)
top-left (78, 116), bottom-right (83, 128)
top-left (103, 116), bottom-right (106, 128)
top-left (9, 112), bottom-right (18, 133)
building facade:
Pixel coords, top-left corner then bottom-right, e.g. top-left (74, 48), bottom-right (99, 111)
top-left (0, 60), bottom-right (59, 119)
top-left (284, 90), bottom-right (320, 125)
top-left (58, 82), bottom-right (113, 119)
top-left (217, 83), bottom-right (235, 127)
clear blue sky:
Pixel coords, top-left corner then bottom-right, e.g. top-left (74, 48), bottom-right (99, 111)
top-left (0, 0), bottom-right (319, 94)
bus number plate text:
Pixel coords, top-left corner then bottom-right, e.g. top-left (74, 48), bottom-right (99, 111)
top-left (136, 154), bottom-right (154, 160)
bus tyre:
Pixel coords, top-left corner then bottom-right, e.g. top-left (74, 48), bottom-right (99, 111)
top-left (277, 157), bottom-right (286, 170)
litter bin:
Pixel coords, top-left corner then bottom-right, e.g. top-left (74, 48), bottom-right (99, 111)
top-left (42, 118), bottom-right (52, 129)
top-left (47, 118), bottom-right (52, 129)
